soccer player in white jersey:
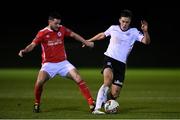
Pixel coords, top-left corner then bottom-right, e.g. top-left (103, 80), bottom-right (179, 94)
top-left (85, 9), bottom-right (150, 114)
top-left (18, 12), bottom-right (95, 113)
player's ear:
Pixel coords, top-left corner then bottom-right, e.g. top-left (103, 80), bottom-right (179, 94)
top-left (48, 19), bottom-right (53, 24)
top-left (119, 18), bottom-right (121, 23)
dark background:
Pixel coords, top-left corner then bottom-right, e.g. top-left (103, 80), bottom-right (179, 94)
top-left (1, 1), bottom-right (180, 68)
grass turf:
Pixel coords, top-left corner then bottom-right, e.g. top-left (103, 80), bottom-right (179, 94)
top-left (0, 68), bottom-right (180, 119)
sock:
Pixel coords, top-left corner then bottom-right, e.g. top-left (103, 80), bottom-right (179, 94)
top-left (95, 84), bottom-right (109, 110)
top-left (78, 80), bottom-right (94, 105)
top-left (34, 82), bottom-right (43, 105)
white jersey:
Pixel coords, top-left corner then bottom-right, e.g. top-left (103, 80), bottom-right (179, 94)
top-left (104, 25), bottom-right (144, 63)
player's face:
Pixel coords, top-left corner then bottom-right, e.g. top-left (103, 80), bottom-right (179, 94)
top-left (119, 17), bottom-right (131, 31)
top-left (49, 18), bottom-right (61, 31)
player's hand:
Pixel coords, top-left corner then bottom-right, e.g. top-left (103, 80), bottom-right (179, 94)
top-left (88, 42), bottom-right (94, 48)
top-left (141, 20), bottom-right (148, 32)
top-left (18, 50), bottom-right (24, 57)
top-left (82, 44), bottom-right (86, 48)
top-left (82, 40), bottom-right (93, 48)
top-left (84, 41), bottom-right (94, 48)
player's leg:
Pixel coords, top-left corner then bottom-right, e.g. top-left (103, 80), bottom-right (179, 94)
top-left (67, 68), bottom-right (95, 111)
top-left (109, 84), bottom-right (121, 100)
top-left (107, 78), bottom-right (123, 100)
top-left (67, 68), bottom-right (95, 110)
top-left (58, 60), bottom-right (95, 111)
top-left (34, 70), bottom-right (50, 105)
top-left (93, 68), bottom-right (113, 112)
top-left (33, 70), bottom-right (50, 113)
top-left (108, 61), bottom-right (126, 102)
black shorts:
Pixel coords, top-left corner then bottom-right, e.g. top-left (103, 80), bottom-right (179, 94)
top-left (101, 55), bottom-right (126, 87)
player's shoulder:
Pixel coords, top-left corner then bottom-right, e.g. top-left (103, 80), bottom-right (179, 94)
top-left (59, 25), bottom-right (67, 30)
top-left (39, 27), bottom-right (52, 33)
top-left (110, 25), bottom-right (119, 28)
top-left (107, 25), bottom-right (119, 31)
top-left (37, 27), bottom-right (52, 35)
top-left (128, 27), bottom-right (139, 33)
top-left (129, 27), bottom-right (138, 31)
top-left (59, 25), bottom-right (72, 33)
top-left (128, 27), bottom-right (143, 36)
top-left (58, 25), bottom-right (64, 29)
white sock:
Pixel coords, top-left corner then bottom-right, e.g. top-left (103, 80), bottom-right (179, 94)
top-left (95, 84), bottom-right (109, 110)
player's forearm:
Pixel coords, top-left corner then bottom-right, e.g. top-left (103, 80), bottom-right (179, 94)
top-left (88, 32), bottom-right (105, 42)
top-left (142, 31), bottom-right (150, 45)
top-left (22, 43), bottom-right (36, 53)
top-left (71, 32), bottom-right (87, 44)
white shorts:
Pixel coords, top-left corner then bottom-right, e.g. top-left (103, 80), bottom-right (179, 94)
top-left (40, 60), bottom-right (75, 78)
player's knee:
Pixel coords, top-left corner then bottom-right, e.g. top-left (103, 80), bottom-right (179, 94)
top-left (104, 73), bottom-right (113, 81)
top-left (73, 74), bottom-right (82, 83)
top-left (69, 69), bottom-right (82, 82)
top-left (104, 76), bottom-right (113, 86)
top-left (36, 79), bottom-right (46, 86)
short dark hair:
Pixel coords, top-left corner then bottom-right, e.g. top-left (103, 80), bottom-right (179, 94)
top-left (48, 12), bottom-right (61, 20)
top-left (120, 9), bottom-right (133, 19)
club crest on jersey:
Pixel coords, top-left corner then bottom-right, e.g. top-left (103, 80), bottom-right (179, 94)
top-left (57, 32), bottom-right (61, 37)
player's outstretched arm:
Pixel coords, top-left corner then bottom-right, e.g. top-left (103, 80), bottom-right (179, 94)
top-left (82, 32), bottom-right (106, 47)
top-left (141, 20), bottom-right (151, 45)
top-left (70, 31), bottom-right (94, 48)
top-left (18, 42), bottom-right (36, 57)
top-left (88, 32), bottom-right (106, 42)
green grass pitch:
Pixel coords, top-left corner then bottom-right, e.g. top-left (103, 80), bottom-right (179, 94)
top-left (0, 68), bottom-right (180, 119)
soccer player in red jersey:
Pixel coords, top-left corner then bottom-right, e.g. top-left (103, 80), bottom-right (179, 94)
top-left (18, 12), bottom-right (95, 113)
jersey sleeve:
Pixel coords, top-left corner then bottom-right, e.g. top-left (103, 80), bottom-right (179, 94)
top-left (104, 26), bottom-right (113, 37)
top-left (63, 26), bottom-right (72, 37)
top-left (134, 29), bottom-right (144, 42)
top-left (32, 31), bottom-right (44, 45)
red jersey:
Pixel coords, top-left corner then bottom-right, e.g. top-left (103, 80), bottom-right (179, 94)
top-left (33, 25), bottom-right (72, 63)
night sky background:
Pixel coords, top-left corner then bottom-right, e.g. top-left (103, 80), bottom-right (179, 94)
top-left (1, 0), bottom-right (180, 68)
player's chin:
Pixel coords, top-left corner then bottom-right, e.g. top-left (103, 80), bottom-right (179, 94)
top-left (53, 27), bottom-right (59, 31)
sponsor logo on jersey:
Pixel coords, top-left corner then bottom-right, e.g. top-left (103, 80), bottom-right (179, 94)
top-left (47, 39), bottom-right (62, 46)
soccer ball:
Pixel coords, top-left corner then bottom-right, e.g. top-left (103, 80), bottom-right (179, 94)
top-left (104, 99), bottom-right (119, 114)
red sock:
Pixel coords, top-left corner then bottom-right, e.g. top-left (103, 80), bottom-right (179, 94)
top-left (34, 82), bottom-right (43, 105)
top-left (78, 80), bottom-right (94, 105)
